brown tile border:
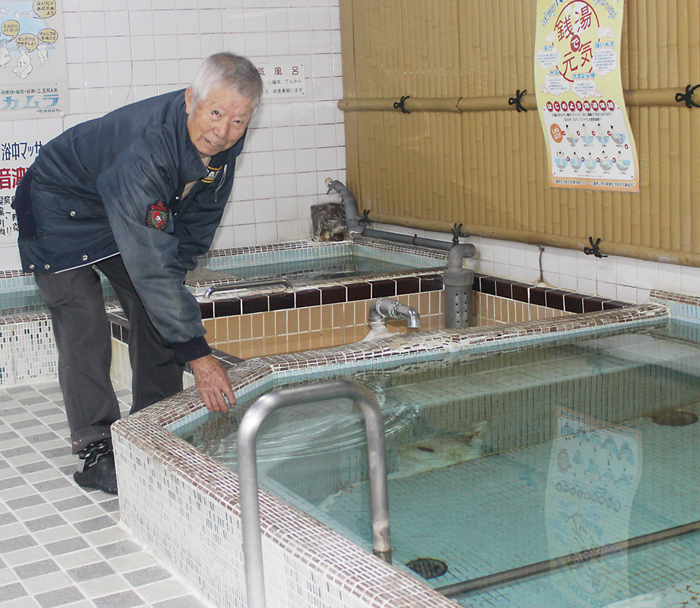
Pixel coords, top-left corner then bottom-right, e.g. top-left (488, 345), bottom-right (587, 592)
top-left (105, 273), bottom-right (632, 348)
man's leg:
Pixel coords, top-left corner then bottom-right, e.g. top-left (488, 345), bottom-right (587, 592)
top-left (96, 256), bottom-right (184, 414)
top-left (35, 267), bottom-right (120, 450)
top-left (35, 266), bottom-right (119, 494)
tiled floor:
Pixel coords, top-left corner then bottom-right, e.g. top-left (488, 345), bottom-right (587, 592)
top-left (0, 379), bottom-right (210, 608)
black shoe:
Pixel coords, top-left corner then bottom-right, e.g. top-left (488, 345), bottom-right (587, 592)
top-left (73, 439), bottom-right (118, 495)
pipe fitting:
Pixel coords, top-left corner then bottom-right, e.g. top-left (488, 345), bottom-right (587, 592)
top-left (447, 243), bottom-right (477, 269)
top-left (326, 178), bottom-right (364, 236)
top-left (363, 298), bottom-right (421, 341)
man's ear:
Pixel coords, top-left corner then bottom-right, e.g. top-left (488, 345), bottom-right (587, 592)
top-left (184, 87), bottom-right (194, 115)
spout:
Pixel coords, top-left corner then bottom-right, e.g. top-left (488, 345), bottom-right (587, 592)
top-left (364, 298), bottom-right (421, 341)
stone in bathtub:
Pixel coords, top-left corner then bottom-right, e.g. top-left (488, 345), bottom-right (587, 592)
top-left (396, 277), bottom-right (420, 295)
top-left (478, 276), bottom-right (496, 295)
top-left (321, 286), bottom-right (346, 304)
top-left (582, 297), bottom-right (606, 312)
top-left (563, 293), bottom-right (585, 314)
top-left (370, 280), bottom-right (396, 298)
top-left (545, 290), bottom-right (566, 310)
top-left (419, 275), bottom-right (443, 292)
top-left (346, 282), bottom-right (372, 301)
top-left (311, 202), bottom-right (348, 242)
top-left (213, 299), bottom-right (241, 317)
top-left (295, 289), bottom-right (321, 307)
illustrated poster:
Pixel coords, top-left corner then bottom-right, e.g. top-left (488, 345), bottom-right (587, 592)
top-left (535, 0), bottom-right (639, 191)
top-left (0, 0), bottom-right (68, 120)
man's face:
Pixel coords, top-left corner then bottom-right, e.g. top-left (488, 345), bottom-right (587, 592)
top-left (185, 86), bottom-right (255, 158)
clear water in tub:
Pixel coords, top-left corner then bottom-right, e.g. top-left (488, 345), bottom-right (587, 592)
top-left (175, 320), bottom-right (700, 608)
top-left (201, 252), bottom-right (426, 286)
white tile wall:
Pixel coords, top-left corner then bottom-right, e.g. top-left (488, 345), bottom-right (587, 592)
top-left (0, 0), bottom-right (344, 271)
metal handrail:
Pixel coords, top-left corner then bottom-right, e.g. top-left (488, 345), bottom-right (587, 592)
top-left (203, 278), bottom-right (293, 299)
top-left (237, 379), bottom-right (392, 608)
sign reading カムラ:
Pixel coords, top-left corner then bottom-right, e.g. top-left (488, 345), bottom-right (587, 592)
top-left (535, 0), bottom-right (639, 192)
top-left (0, 0), bottom-right (68, 120)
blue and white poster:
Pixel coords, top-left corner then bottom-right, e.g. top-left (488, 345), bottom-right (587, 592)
top-left (0, 0), bottom-right (68, 120)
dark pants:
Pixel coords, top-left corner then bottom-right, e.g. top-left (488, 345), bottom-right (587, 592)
top-left (35, 255), bottom-right (184, 453)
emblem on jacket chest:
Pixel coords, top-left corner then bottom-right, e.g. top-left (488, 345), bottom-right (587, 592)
top-left (145, 201), bottom-right (169, 230)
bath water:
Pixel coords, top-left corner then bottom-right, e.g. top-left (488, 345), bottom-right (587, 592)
top-left (176, 320), bottom-right (700, 608)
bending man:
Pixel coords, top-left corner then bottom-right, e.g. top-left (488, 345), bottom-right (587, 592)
top-left (14, 52), bottom-right (263, 495)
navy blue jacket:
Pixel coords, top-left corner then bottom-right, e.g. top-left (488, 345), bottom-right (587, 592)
top-left (15, 89), bottom-right (245, 363)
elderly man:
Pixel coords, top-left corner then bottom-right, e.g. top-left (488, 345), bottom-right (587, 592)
top-left (13, 53), bottom-right (262, 494)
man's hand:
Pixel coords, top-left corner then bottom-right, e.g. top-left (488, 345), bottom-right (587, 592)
top-left (189, 354), bottom-right (237, 412)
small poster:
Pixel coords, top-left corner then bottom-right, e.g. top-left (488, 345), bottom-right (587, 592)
top-left (0, 0), bottom-right (68, 120)
top-left (535, 0), bottom-right (639, 191)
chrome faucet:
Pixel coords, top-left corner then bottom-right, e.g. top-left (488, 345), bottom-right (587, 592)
top-left (363, 297), bottom-right (421, 341)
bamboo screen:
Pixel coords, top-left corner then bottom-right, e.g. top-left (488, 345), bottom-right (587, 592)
top-left (339, 0), bottom-right (700, 265)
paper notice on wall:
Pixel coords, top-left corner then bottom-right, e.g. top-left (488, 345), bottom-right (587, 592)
top-left (257, 63), bottom-right (306, 99)
top-left (534, 0), bottom-right (639, 192)
top-left (0, 0), bottom-right (69, 120)
top-left (0, 139), bottom-right (42, 242)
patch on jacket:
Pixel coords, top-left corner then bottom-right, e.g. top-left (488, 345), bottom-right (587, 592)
top-left (145, 202), bottom-right (169, 230)
top-left (201, 163), bottom-right (223, 184)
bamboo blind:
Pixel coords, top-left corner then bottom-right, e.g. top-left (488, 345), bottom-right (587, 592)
top-left (339, 0), bottom-right (700, 265)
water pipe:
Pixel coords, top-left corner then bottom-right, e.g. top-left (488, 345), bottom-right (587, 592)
top-left (325, 178), bottom-right (457, 252)
top-left (325, 178), bottom-right (364, 236)
top-left (443, 244), bottom-right (476, 328)
top-left (363, 297), bottom-right (421, 341)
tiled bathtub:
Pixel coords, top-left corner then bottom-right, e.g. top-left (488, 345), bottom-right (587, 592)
top-left (110, 299), bottom-right (674, 608)
top-left (0, 235), bottom-right (629, 386)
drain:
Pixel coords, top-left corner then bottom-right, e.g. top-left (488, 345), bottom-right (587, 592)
top-left (651, 411), bottom-right (699, 427)
top-left (406, 557), bottom-right (448, 579)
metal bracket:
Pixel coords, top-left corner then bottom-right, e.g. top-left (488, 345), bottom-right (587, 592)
top-left (583, 236), bottom-right (608, 258)
top-left (675, 84), bottom-right (700, 108)
top-left (508, 89), bottom-right (528, 112)
top-left (393, 95), bottom-right (411, 113)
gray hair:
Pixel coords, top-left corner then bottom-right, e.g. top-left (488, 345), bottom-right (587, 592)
top-left (190, 52), bottom-right (263, 110)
